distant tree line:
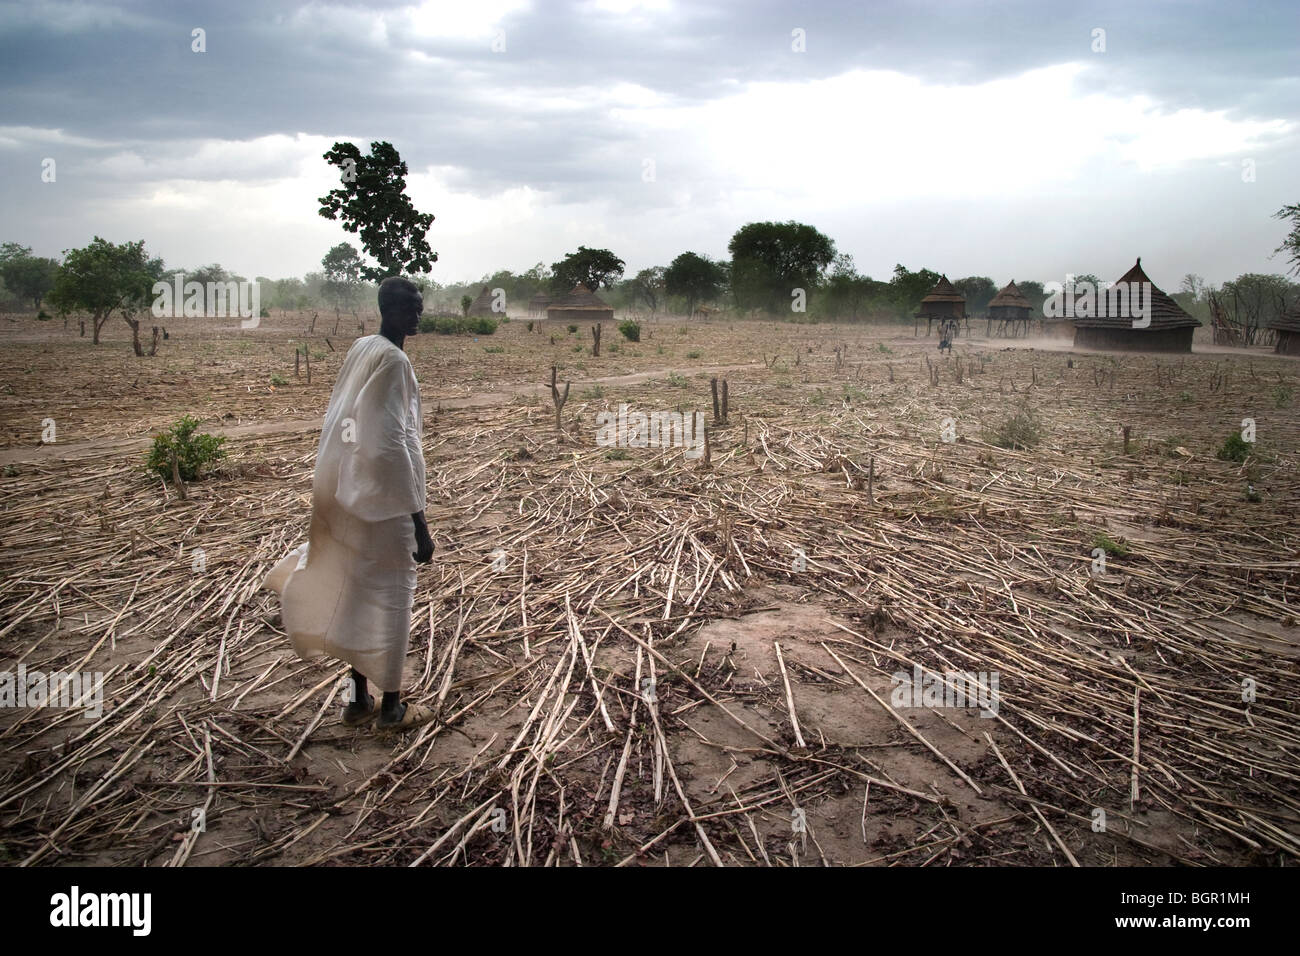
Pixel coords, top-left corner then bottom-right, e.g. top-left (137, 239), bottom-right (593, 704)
top-left (8, 199), bottom-right (1300, 350)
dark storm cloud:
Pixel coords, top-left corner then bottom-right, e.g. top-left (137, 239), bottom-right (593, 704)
top-left (2, 0), bottom-right (1296, 198)
top-left (0, 0), bottom-right (1296, 283)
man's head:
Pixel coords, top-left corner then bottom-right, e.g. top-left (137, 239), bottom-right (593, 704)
top-left (378, 276), bottom-right (424, 337)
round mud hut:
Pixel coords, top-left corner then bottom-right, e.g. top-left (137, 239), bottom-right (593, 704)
top-left (1266, 306), bottom-right (1300, 355)
top-left (546, 284), bottom-right (614, 325)
top-left (915, 275), bottom-right (967, 336)
top-left (1071, 258), bottom-right (1200, 353)
top-left (987, 280), bottom-right (1033, 337)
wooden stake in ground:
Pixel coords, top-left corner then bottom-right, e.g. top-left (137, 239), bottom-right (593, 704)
top-left (170, 448), bottom-right (187, 501)
top-left (549, 366), bottom-right (570, 432)
top-left (591, 324), bottom-right (601, 357)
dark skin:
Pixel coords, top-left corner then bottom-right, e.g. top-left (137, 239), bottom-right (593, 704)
top-left (344, 282), bottom-right (433, 727)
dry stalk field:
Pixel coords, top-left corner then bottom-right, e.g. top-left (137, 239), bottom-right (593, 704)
top-left (1, 310), bottom-right (1298, 867)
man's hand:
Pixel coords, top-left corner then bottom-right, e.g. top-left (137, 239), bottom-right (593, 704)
top-left (411, 511), bottom-right (434, 564)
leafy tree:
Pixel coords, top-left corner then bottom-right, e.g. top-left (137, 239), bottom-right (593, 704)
top-left (1273, 203), bottom-right (1300, 277)
top-left (48, 237), bottom-right (164, 347)
top-left (188, 263), bottom-right (235, 287)
top-left (820, 255), bottom-right (889, 320)
top-left (318, 141), bottom-right (436, 281)
top-left (0, 253), bottom-right (59, 309)
top-left (0, 242), bottom-right (32, 264)
top-left (953, 276), bottom-right (997, 315)
top-left (888, 264), bottom-right (941, 314)
top-left (664, 253), bottom-right (726, 317)
top-left (551, 246), bottom-right (625, 292)
top-left (727, 221), bottom-right (835, 313)
top-left (629, 266), bottom-right (666, 313)
top-left (522, 261), bottom-right (550, 286)
top-left (1219, 273), bottom-right (1300, 331)
top-left (1016, 280), bottom-right (1048, 317)
top-left (321, 242), bottom-right (364, 316)
top-left (1180, 274), bottom-right (1206, 299)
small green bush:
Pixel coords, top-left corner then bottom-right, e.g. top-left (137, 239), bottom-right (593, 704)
top-left (618, 320), bottom-right (641, 342)
top-left (1217, 431), bottom-right (1252, 463)
top-left (686, 350), bottom-right (701, 359)
top-left (146, 415), bottom-right (226, 483)
top-left (567, 324), bottom-right (578, 333)
top-left (420, 315), bottom-right (498, 335)
top-left (1272, 384), bottom-right (1293, 408)
top-left (983, 403), bottom-right (1042, 450)
top-left (270, 372), bottom-right (288, 386)
top-left (483, 345), bottom-right (505, 353)
top-left (37, 310), bottom-right (50, 321)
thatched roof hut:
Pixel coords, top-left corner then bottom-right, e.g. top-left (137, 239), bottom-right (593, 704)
top-left (988, 279), bottom-right (1034, 337)
top-left (466, 286), bottom-right (497, 318)
top-left (546, 284), bottom-right (614, 324)
top-left (1072, 258), bottom-right (1200, 353)
top-left (915, 275), bottom-right (966, 319)
top-left (528, 292), bottom-right (552, 315)
top-left (914, 275), bottom-right (966, 336)
top-left (988, 280), bottom-right (1031, 320)
top-left (1266, 306), bottom-right (1300, 356)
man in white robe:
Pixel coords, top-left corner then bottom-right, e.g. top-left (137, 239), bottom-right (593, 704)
top-left (265, 276), bottom-right (435, 731)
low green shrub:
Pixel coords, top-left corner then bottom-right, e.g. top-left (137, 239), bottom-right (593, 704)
top-left (146, 415), bottom-right (226, 483)
top-left (1217, 431), bottom-right (1252, 463)
top-left (419, 315), bottom-right (498, 335)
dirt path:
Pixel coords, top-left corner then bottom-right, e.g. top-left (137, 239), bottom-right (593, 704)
top-left (0, 362), bottom-right (758, 466)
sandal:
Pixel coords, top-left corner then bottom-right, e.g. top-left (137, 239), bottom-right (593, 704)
top-left (342, 692), bottom-right (377, 727)
top-left (377, 701), bottom-right (436, 732)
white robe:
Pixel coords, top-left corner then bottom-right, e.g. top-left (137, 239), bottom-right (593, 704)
top-left (264, 335), bottom-right (426, 692)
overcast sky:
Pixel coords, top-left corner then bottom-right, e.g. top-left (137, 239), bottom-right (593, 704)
top-left (2, 0), bottom-right (1298, 290)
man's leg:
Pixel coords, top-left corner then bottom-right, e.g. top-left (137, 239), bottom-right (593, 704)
top-left (380, 692), bottom-right (405, 724)
top-left (343, 668), bottom-right (374, 723)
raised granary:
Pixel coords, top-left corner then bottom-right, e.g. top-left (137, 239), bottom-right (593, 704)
top-left (1071, 258), bottom-right (1201, 353)
top-left (914, 275), bottom-right (967, 337)
top-left (987, 280), bottom-right (1033, 337)
top-left (546, 284), bottom-right (614, 325)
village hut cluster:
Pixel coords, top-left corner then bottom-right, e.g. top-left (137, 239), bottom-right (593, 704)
top-left (917, 258), bottom-right (1204, 354)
